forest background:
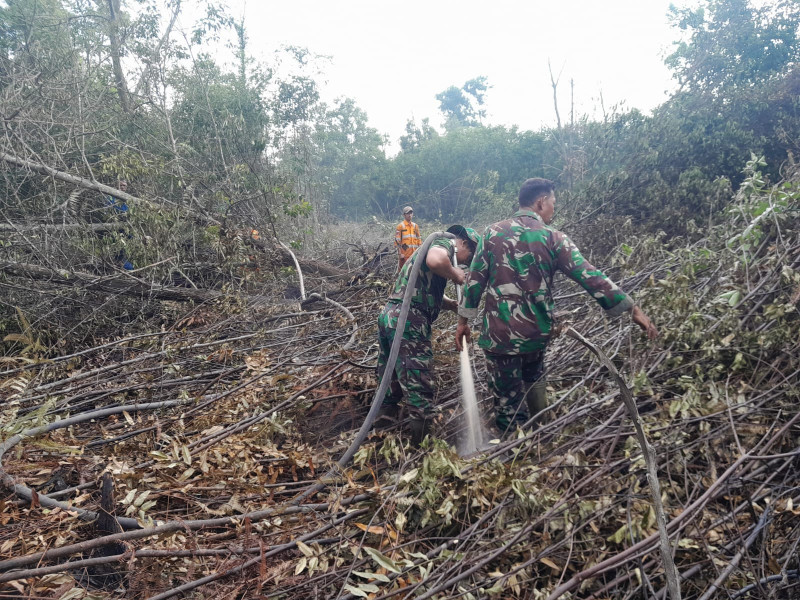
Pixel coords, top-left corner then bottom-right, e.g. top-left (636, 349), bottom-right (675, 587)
top-left (1, 0), bottom-right (799, 322)
top-left (1, 0), bottom-right (800, 598)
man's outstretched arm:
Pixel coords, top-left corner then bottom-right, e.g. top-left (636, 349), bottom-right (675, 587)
top-left (554, 233), bottom-right (658, 338)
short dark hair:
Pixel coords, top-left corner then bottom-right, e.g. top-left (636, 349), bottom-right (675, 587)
top-left (518, 178), bottom-right (555, 207)
top-left (447, 225), bottom-right (477, 254)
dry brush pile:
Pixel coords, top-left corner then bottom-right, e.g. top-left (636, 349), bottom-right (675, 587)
top-left (1, 159), bottom-right (799, 599)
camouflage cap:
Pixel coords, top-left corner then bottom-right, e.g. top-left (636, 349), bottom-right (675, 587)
top-left (464, 227), bottom-right (480, 246)
top-left (402, 206), bottom-right (414, 214)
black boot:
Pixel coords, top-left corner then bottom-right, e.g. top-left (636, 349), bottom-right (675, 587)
top-left (408, 417), bottom-right (431, 447)
top-left (524, 379), bottom-right (549, 427)
top-left (374, 403), bottom-right (399, 430)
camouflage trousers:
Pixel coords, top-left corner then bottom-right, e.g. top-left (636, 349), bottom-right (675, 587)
top-left (484, 350), bottom-right (546, 434)
top-left (376, 303), bottom-right (435, 418)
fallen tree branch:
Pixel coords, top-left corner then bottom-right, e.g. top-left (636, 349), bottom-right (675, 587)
top-left (1, 150), bottom-right (346, 280)
top-left (0, 401), bottom-right (187, 530)
top-left (305, 293), bottom-right (358, 350)
top-left (0, 261), bottom-right (280, 305)
top-left (0, 151), bottom-right (178, 217)
top-left (696, 505), bottom-right (773, 600)
top-left (0, 510), bottom-right (368, 589)
top-left (0, 261), bottom-right (223, 302)
top-left (0, 494), bottom-right (372, 576)
top-left (142, 509), bottom-right (369, 600)
top-left (0, 222), bottom-right (117, 233)
top-left (556, 327), bottom-right (682, 600)
top-left (280, 241), bottom-right (306, 300)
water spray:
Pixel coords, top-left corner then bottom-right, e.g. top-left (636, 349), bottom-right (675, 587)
top-left (453, 253), bottom-right (487, 456)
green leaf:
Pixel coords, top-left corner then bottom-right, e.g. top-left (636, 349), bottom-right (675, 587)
top-left (353, 571), bottom-right (391, 583)
top-left (486, 584), bottom-right (505, 595)
top-left (343, 584), bottom-right (369, 598)
top-left (294, 556), bottom-right (307, 575)
top-left (608, 524), bottom-right (628, 544)
top-left (4, 333), bottom-right (32, 344)
top-left (752, 201), bottom-right (769, 217)
top-left (296, 540), bottom-right (315, 557)
top-left (395, 512), bottom-right (407, 532)
top-left (182, 444), bottom-right (192, 465)
top-left (15, 307), bottom-right (31, 335)
top-left (363, 546), bottom-right (401, 574)
top-left (353, 570), bottom-right (391, 583)
top-left (123, 489), bottom-right (137, 505)
top-left (399, 468), bottom-right (418, 484)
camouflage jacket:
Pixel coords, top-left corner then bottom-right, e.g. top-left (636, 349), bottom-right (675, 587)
top-left (458, 208), bottom-right (633, 354)
top-left (388, 237), bottom-right (455, 323)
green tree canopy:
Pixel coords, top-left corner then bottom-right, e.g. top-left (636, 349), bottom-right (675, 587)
top-left (666, 0), bottom-right (800, 95)
top-left (435, 76), bottom-right (489, 128)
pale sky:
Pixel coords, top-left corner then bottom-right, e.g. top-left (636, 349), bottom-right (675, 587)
top-left (219, 0), bottom-right (685, 147)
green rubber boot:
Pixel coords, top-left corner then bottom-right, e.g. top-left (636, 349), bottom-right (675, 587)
top-left (524, 379), bottom-right (549, 426)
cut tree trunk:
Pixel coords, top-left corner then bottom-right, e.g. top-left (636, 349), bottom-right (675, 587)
top-left (0, 223), bottom-right (116, 233)
top-left (1, 262), bottom-right (225, 303)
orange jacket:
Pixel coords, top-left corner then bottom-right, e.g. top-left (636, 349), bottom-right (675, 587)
top-left (395, 220), bottom-right (421, 260)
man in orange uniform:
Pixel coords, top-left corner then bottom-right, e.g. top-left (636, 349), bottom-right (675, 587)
top-left (395, 206), bottom-right (421, 269)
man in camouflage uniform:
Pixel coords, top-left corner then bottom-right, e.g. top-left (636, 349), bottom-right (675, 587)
top-left (456, 178), bottom-right (658, 435)
top-left (377, 225), bottom-right (480, 445)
